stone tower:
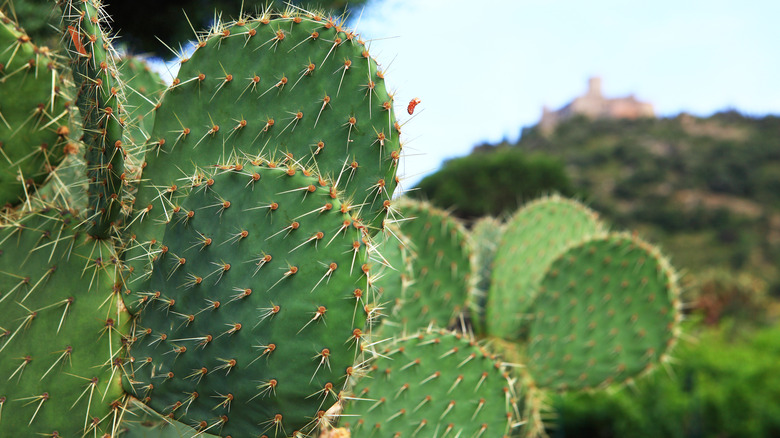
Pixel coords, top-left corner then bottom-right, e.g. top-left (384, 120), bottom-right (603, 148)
top-left (539, 77), bottom-right (654, 135)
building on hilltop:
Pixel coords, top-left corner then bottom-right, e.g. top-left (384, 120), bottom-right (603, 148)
top-left (539, 77), bottom-right (655, 134)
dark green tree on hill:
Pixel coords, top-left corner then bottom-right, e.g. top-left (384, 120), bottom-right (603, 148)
top-left (412, 146), bottom-right (577, 220)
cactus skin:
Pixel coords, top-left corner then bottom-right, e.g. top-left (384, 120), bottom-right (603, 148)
top-left (0, 10), bottom-right (70, 207)
top-left (125, 12), bottom-right (402, 296)
top-left (343, 328), bottom-right (521, 437)
top-left (124, 164), bottom-right (374, 437)
top-left (369, 224), bottom-right (413, 334)
top-left (118, 397), bottom-right (220, 437)
top-left (381, 198), bottom-right (474, 335)
top-left (118, 56), bottom-right (166, 159)
top-left (61, 0), bottom-right (126, 239)
top-left (487, 195), bottom-right (604, 340)
top-left (0, 209), bottom-right (129, 436)
top-left (469, 215), bottom-right (505, 336)
top-left (526, 232), bottom-right (682, 392)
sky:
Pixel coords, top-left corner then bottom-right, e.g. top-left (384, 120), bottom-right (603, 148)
top-left (152, 0), bottom-right (780, 190)
top-left (342, 0), bottom-right (780, 189)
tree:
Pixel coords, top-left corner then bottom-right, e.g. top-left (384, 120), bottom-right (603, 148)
top-left (412, 146), bottom-right (577, 220)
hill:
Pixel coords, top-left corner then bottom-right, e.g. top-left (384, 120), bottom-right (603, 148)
top-left (464, 111), bottom-right (780, 294)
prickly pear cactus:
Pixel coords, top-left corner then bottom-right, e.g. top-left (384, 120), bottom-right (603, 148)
top-left (343, 328), bottom-right (521, 437)
top-left (487, 195), bottom-right (604, 340)
top-left (118, 397), bottom-right (219, 437)
top-left (124, 163), bottom-right (376, 437)
top-left (125, 11), bottom-right (402, 288)
top-left (469, 215), bottom-right (505, 336)
top-left (369, 223), bottom-right (413, 333)
top-left (61, 0), bottom-right (127, 239)
top-left (0, 209), bottom-right (129, 436)
top-left (526, 232), bottom-right (682, 391)
top-left (380, 199), bottom-right (474, 335)
top-left (0, 10), bottom-right (70, 207)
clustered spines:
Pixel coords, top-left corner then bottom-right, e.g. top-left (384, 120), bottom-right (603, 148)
top-left (0, 209), bottom-right (129, 436)
top-left (60, 0), bottom-right (127, 240)
top-left (116, 56), bottom-right (167, 169)
top-left (0, 10), bottom-right (71, 208)
top-left (122, 164), bottom-right (379, 436)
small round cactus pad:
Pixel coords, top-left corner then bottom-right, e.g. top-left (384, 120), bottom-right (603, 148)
top-left (526, 232), bottom-right (682, 391)
top-left (487, 195), bottom-right (604, 340)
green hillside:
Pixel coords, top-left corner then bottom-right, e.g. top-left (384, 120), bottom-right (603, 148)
top-left (420, 111), bottom-right (780, 296)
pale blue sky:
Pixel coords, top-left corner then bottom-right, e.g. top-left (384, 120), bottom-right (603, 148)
top-left (152, 1), bottom-right (778, 189)
top-left (346, 0), bottom-right (779, 189)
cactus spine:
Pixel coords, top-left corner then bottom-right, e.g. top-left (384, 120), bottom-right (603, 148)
top-left (0, 10), bottom-right (70, 207)
top-left (61, 0), bottom-right (126, 239)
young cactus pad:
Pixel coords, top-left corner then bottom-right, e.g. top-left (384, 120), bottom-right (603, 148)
top-left (125, 12), bottom-right (402, 289)
top-left (0, 11), bottom-right (70, 206)
top-left (487, 195), bottom-right (604, 340)
top-left (343, 328), bottom-right (521, 437)
top-left (0, 209), bottom-right (128, 436)
top-left (526, 232), bottom-right (682, 391)
top-left (124, 164), bottom-right (375, 437)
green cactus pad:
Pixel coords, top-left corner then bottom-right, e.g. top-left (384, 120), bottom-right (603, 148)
top-left (343, 328), bottom-right (521, 437)
top-left (390, 199), bottom-right (475, 335)
top-left (487, 195), bottom-right (604, 340)
top-left (526, 232), bottom-right (682, 391)
top-left (469, 216), bottom-right (505, 336)
top-left (0, 11), bottom-right (70, 207)
top-left (0, 209), bottom-right (128, 436)
top-left (369, 224), bottom-right (412, 334)
top-left (124, 163), bottom-right (375, 437)
top-left (126, 12), bottom-right (402, 289)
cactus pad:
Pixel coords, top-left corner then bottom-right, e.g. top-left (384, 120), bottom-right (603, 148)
top-left (526, 232), bottom-right (682, 391)
top-left (124, 163), bottom-right (375, 437)
top-left (390, 199), bottom-right (474, 335)
top-left (487, 195), bottom-right (604, 339)
top-left (126, 12), bottom-right (402, 290)
top-left (343, 328), bottom-right (521, 437)
top-left (469, 216), bottom-right (505, 336)
top-left (0, 209), bottom-right (128, 436)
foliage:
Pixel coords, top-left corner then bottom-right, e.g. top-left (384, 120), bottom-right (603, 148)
top-left (107, 0), bottom-right (369, 55)
top-left (686, 270), bottom-right (771, 326)
top-left (553, 321), bottom-right (780, 438)
top-left (413, 146), bottom-right (576, 220)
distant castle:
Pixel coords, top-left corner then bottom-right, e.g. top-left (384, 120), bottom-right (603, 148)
top-left (539, 77), bottom-right (655, 134)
